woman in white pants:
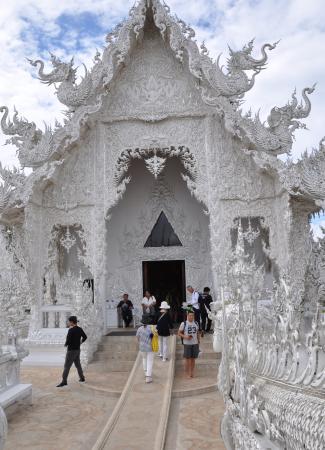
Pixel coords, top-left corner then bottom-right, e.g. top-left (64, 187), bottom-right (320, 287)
top-left (136, 315), bottom-right (155, 383)
top-left (156, 301), bottom-right (173, 361)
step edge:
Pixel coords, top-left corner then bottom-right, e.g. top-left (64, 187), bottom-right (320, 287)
top-left (80, 383), bottom-right (122, 397)
top-left (172, 383), bottom-right (218, 398)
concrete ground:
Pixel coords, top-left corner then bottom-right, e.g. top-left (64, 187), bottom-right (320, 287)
top-left (5, 367), bottom-right (118, 450)
top-left (165, 391), bottom-right (226, 450)
top-left (5, 333), bottom-right (225, 450)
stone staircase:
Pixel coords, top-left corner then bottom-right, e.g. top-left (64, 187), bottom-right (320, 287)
top-left (92, 336), bottom-right (177, 450)
top-left (166, 333), bottom-right (225, 450)
top-left (92, 336), bottom-right (137, 368)
top-left (82, 334), bottom-right (138, 395)
top-left (84, 331), bottom-right (223, 449)
top-left (173, 332), bottom-right (221, 396)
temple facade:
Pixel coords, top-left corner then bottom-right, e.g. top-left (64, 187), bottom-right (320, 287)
top-left (0, 1), bottom-right (324, 449)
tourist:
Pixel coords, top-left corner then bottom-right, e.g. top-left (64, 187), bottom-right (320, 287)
top-left (136, 315), bottom-right (157, 383)
top-left (142, 290), bottom-right (156, 316)
top-left (56, 316), bottom-right (87, 387)
top-left (117, 293), bottom-right (134, 328)
top-left (201, 287), bottom-right (213, 333)
top-left (156, 301), bottom-right (173, 361)
top-left (178, 309), bottom-right (200, 378)
top-left (186, 285), bottom-right (201, 330)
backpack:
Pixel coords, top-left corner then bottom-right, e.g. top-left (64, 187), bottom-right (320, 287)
top-left (198, 293), bottom-right (205, 311)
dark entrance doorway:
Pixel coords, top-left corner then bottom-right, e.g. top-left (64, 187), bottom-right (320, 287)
top-left (142, 260), bottom-right (185, 323)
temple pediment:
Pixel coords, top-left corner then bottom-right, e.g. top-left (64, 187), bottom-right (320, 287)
top-left (101, 25), bottom-right (207, 120)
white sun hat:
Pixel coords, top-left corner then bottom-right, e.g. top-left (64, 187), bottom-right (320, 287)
top-left (160, 301), bottom-right (171, 310)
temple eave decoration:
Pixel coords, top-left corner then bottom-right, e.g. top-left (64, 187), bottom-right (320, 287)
top-left (0, 0), bottom-right (315, 181)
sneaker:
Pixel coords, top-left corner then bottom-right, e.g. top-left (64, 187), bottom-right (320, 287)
top-left (145, 376), bottom-right (153, 383)
top-left (79, 378), bottom-right (85, 382)
top-left (158, 354), bottom-right (162, 358)
top-left (56, 381), bottom-right (67, 387)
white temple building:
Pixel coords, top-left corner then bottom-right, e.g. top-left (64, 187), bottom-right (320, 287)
top-left (0, 1), bottom-right (324, 449)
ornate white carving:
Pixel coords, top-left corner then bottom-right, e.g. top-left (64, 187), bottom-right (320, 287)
top-left (114, 145), bottom-right (197, 188)
top-left (215, 223), bottom-right (325, 449)
top-left (0, 406), bottom-right (7, 450)
top-left (0, 226), bottom-right (30, 446)
top-left (240, 85), bottom-right (316, 155)
top-left (59, 226), bottom-right (76, 253)
top-left (0, 106), bottom-right (54, 168)
top-left (28, 55), bottom-right (93, 111)
top-left (144, 153), bottom-right (166, 178)
top-left (201, 39), bottom-right (279, 99)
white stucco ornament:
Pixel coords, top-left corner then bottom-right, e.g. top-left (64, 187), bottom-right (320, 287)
top-left (0, 406), bottom-right (7, 450)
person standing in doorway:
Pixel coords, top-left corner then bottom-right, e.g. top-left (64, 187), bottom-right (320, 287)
top-left (136, 315), bottom-right (156, 383)
top-left (186, 286), bottom-right (201, 330)
top-left (157, 301), bottom-right (173, 361)
top-left (142, 290), bottom-right (156, 316)
top-left (56, 316), bottom-right (87, 387)
top-left (201, 287), bottom-right (213, 332)
top-left (117, 293), bottom-right (134, 328)
top-left (178, 309), bottom-right (200, 378)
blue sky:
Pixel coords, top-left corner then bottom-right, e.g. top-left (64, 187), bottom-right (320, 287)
top-left (0, 0), bottom-right (325, 234)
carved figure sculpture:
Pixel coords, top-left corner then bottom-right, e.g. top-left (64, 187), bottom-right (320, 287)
top-left (241, 86), bottom-right (315, 155)
top-left (0, 106), bottom-right (54, 168)
top-left (201, 39), bottom-right (279, 99)
top-left (28, 54), bottom-right (93, 111)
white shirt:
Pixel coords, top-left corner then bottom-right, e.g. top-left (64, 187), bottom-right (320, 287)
top-left (142, 296), bottom-right (156, 313)
top-left (179, 320), bottom-right (199, 345)
top-left (188, 291), bottom-right (199, 310)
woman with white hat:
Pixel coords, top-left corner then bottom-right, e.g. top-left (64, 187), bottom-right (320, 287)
top-left (156, 301), bottom-right (173, 361)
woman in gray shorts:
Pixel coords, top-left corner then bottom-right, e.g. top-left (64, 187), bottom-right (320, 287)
top-left (178, 310), bottom-right (200, 378)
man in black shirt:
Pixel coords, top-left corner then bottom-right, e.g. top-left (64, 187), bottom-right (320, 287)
top-left (117, 293), bottom-right (134, 327)
top-left (56, 316), bottom-right (87, 387)
top-left (201, 287), bottom-right (213, 333)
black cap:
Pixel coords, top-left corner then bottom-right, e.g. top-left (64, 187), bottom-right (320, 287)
top-left (141, 315), bottom-right (153, 325)
top-left (68, 316), bottom-right (78, 324)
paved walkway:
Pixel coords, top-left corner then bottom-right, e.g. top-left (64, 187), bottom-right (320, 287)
top-left (166, 392), bottom-right (226, 450)
top-left (93, 337), bottom-right (176, 450)
top-left (4, 367), bottom-right (118, 450)
top-left (5, 333), bottom-right (225, 450)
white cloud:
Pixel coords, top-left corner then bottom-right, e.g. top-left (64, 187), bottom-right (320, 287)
top-left (310, 220), bottom-right (325, 240)
top-left (0, 0), bottom-right (324, 168)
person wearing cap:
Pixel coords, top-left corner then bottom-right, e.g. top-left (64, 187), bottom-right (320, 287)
top-left (136, 315), bottom-right (157, 383)
top-left (156, 301), bottom-right (173, 361)
top-left (56, 316), bottom-right (87, 387)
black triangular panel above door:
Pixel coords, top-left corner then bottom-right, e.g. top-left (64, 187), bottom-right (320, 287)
top-left (144, 211), bottom-right (182, 247)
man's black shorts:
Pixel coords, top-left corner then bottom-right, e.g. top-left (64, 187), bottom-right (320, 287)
top-left (183, 343), bottom-right (199, 359)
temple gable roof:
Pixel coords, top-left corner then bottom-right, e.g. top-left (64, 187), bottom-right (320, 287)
top-left (0, 0), bottom-right (322, 222)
